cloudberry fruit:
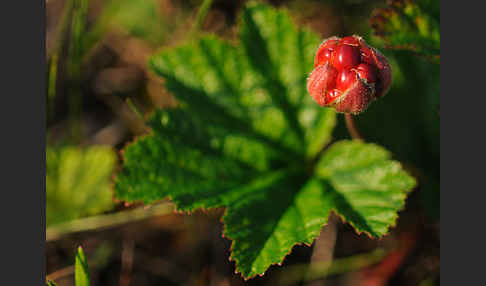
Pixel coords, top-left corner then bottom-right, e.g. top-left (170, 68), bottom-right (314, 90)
top-left (307, 35), bottom-right (392, 114)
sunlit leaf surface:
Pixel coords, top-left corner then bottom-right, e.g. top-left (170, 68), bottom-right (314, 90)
top-left (115, 2), bottom-right (415, 278)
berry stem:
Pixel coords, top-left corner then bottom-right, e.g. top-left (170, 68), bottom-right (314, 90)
top-left (344, 114), bottom-right (363, 140)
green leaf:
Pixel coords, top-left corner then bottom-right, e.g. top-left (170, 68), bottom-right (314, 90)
top-left (46, 145), bottom-right (117, 226)
top-left (224, 175), bottom-right (334, 278)
top-left (351, 50), bottom-right (439, 219)
top-left (115, 2), bottom-right (415, 279)
top-left (46, 281), bottom-right (57, 286)
top-left (370, 0), bottom-right (440, 59)
top-left (75, 246), bottom-right (90, 286)
top-left (315, 141), bottom-right (416, 236)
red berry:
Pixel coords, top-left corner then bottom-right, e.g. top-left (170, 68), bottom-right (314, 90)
top-left (307, 35), bottom-right (392, 114)
top-left (331, 44), bottom-right (360, 70)
top-left (355, 64), bottom-right (377, 84)
top-left (336, 69), bottom-right (357, 91)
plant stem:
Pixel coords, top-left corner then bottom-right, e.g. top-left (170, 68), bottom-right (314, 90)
top-left (344, 113), bottom-right (363, 140)
top-left (126, 98), bottom-right (144, 120)
top-left (190, 0), bottom-right (214, 40)
top-left (119, 239), bottom-right (135, 286)
top-left (47, 54), bottom-right (58, 123)
top-left (46, 203), bottom-right (174, 242)
top-left (306, 214), bottom-right (338, 286)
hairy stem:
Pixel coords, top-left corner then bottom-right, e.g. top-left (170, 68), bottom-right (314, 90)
top-left (306, 214), bottom-right (339, 286)
top-left (344, 113), bottom-right (363, 140)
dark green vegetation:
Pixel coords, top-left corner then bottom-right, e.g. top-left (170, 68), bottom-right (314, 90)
top-left (46, 0), bottom-right (439, 285)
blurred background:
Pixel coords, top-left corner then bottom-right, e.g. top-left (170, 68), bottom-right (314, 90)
top-left (45, 0), bottom-right (440, 285)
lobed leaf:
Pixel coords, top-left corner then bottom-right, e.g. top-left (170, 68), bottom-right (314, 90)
top-left (224, 176), bottom-right (333, 278)
top-left (115, 2), bottom-right (415, 279)
top-left (316, 141), bottom-right (417, 237)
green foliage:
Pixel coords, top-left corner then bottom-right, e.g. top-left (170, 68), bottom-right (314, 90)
top-left (352, 49), bottom-right (439, 219)
top-left (51, 0), bottom-right (93, 139)
top-left (315, 141), bottom-right (416, 236)
top-left (46, 145), bottom-right (117, 226)
top-left (115, 2), bottom-right (416, 279)
top-left (358, 0), bottom-right (440, 219)
top-left (46, 281), bottom-right (57, 286)
top-left (370, 0), bottom-right (440, 59)
top-left (94, 0), bottom-right (168, 45)
top-left (75, 247), bottom-right (91, 286)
